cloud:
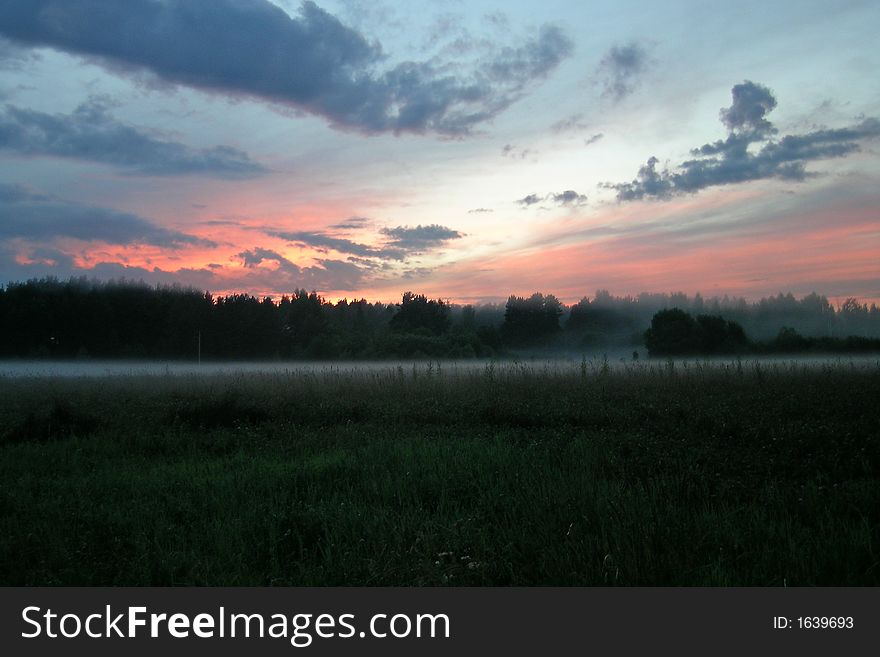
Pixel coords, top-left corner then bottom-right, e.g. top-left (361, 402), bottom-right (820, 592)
top-left (237, 246), bottom-right (366, 290)
top-left (380, 224), bottom-right (463, 250)
top-left (201, 219), bottom-right (243, 226)
top-left (610, 81), bottom-right (880, 201)
top-left (328, 216), bottom-right (371, 230)
top-left (517, 190), bottom-right (587, 207)
top-left (238, 247), bottom-right (290, 269)
top-left (0, 99), bottom-right (267, 178)
top-left (0, 182), bottom-right (212, 247)
top-left (268, 229), bottom-right (406, 260)
top-left (263, 222), bottom-right (464, 263)
top-left (468, 207), bottom-right (493, 214)
top-left (551, 190), bottom-right (588, 206)
top-left (584, 132), bottom-right (604, 146)
top-left (516, 193), bottom-right (542, 207)
top-left (720, 80), bottom-right (777, 135)
top-left (0, 0), bottom-right (572, 136)
top-left (597, 42), bottom-right (652, 100)
top-left (502, 143), bottom-right (535, 159)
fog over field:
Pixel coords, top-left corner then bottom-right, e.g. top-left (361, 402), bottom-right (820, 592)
top-left (2, 354), bottom-right (879, 379)
top-left (2, 357), bottom-right (878, 586)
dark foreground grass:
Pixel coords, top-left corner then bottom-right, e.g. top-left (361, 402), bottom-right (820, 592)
top-left (0, 359), bottom-right (878, 585)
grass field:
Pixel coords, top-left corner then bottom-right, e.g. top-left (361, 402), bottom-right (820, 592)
top-left (1, 359), bottom-right (878, 585)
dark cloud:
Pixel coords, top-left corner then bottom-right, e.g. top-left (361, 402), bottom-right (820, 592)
top-left (502, 143), bottom-right (535, 159)
top-left (0, 182), bottom-right (212, 247)
top-left (720, 80), bottom-right (777, 135)
top-left (239, 247), bottom-right (290, 269)
top-left (516, 193), bottom-right (542, 207)
top-left (0, 99), bottom-right (267, 178)
top-left (262, 221), bottom-right (463, 263)
top-left (329, 216), bottom-right (371, 230)
top-left (486, 24), bottom-right (572, 84)
top-left (610, 81), bottom-right (880, 201)
top-left (468, 207), bottom-right (494, 214)
top-left (551, 190), bottom-right (588, 206)
top-left (400, 266), bottom-right (435, 280)
top-left (517, 191), bottom-right (587, 207)
top-left (759, 121), bottom-right (880, 162)
top-left (308, 258), bottom-right (366, 290)
top-left (584, 132), bottom-right (604, 146)
top-left (268, 229), bottom-right (405, 260)
top-left (344, 255), bottom-right (385, 271)
top-left (237, 247), bottom-right (365, 290)
top-left (201, 219), bottom-right (243, 226)
top-left (597, 42), bottom-right (652, 100)
top-left (0, 0), bottom-right (572, 136)
top-left (380, 224), bottom-right (463, 250)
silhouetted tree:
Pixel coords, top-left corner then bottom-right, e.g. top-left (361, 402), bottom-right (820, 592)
top-left (566, 293), bottom-right (637, 345)
top-left (645, 308), bottom-right (749, 356)
top-left (644, 308), bottom-right (700, 356)
top-left (502, 293), bottom-right (563, 345)
top-left (695, 314), bottom-right (749, 354)
top-left (772, 326), bottom-right (811, 352)
top-left (645, 309), bottom-right (749, 356)
top-left (389, 292), bottom-right (450, 336)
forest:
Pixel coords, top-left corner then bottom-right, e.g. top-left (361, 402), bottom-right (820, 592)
top-left (1, 277), bottom-right (879, 359)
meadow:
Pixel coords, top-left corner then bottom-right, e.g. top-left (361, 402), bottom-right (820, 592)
top-left (0, 358), bottom-right (878, 586)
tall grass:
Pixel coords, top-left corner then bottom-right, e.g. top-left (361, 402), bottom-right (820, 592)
top-left (0, 359), bottom-right (878, 585)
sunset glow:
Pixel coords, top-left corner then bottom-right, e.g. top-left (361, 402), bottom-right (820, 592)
top-left (1, 0), bottom-right (878, 305)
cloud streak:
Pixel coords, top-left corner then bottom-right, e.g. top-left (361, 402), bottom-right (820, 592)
top-left (0, 182), bottom-right (212, 247)
top-left (517, 190), bottom-right (588, 207)
top-left (268, 230), bottom-right (406, 260)
top-left (380, 224), bottom-right (463, 250)
top-left (0, 99), bottom-right (267, 178)
top-left (0, 0), bottom-right (572, 136)
top-left (611, 81), bottom-right (880, 201)
top-left (265, 223), bottom-right (464, 263)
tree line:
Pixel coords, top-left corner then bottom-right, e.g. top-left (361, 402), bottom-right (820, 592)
top-left (643, 308), bottom-right (880, 356)
top-left (1, 277), bottom-right (879, 359)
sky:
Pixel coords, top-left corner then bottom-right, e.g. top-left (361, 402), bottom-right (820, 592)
top-left (0, 0), bottom-right (878, 305)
